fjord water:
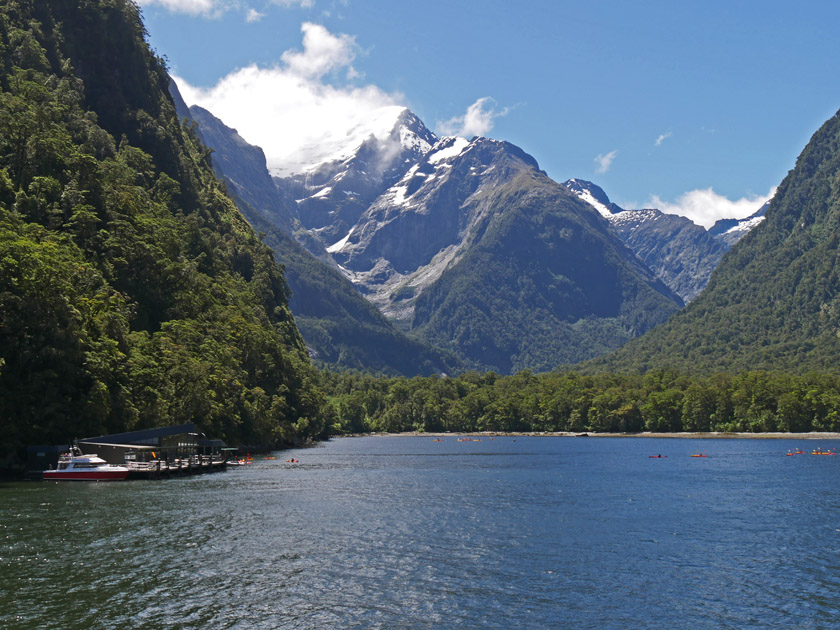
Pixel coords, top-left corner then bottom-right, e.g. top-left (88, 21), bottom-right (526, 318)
top-left (2, 437), bottom-right (840, 629)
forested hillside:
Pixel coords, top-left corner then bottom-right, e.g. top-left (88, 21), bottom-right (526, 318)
top-left (593, 107), bottom-right (840, 374)
top-left (0, 0), bottom-right (323, 468)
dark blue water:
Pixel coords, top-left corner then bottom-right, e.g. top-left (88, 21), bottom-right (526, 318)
top-left (3, 436), bottom-right (840, 629)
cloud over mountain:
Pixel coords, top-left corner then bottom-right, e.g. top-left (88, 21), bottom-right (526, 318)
top-left (437, 97), bottom-right (509, 137)
top-left (175, 22), bottom-right (404, 175)
top-left (650, 187), bottom-right (775, 228)
top-left (594, 150), bottom-right (618, 174)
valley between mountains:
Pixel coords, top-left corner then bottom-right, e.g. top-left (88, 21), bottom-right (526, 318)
top-left (180, 92), bottom-right (766, 374)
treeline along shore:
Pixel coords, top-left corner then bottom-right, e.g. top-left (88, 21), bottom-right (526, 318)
top-left (319, 369), bottom-right (840, 436)
top-left (341, 431), bottom-right (840, 440)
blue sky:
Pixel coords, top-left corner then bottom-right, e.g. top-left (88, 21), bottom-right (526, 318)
top-left (138, 0), bottom-right (840, 226)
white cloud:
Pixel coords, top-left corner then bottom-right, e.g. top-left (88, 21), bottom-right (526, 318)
top-left (655, 132), bottom-right (672, 147)
top-left (280, 22), bottom-right (356, 79)
top-left (137, 0), bottom-right (313, 17)
top-left (272, 0), bottom-right (315, 6)
top-left (245, 8), bottom-right (265, 22)
top-left (594, 150), bottom-right (618, 174)
top-left (175, 22), bottom-right (405, 176)
top-left (437, 97), bottom-right (509, 138)
top-left (136, 0), bottom-right (224, 16)
top-left (650, 187), bottom-right (776, 228)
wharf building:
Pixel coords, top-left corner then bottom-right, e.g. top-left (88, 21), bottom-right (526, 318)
top-left (27, 423), bottom-right (227, 479)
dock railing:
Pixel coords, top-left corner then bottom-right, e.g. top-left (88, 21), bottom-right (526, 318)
top-left (126, 460), bottom-right (162, 473)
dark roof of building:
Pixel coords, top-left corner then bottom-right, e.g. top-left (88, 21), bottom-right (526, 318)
top-left (79, 423), bottom-right (199, 446)
top-left (76, 441), bottom-right (157, 450)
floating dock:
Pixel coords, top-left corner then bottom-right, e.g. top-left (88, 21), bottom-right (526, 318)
top-left (125, 455), bottom-right (228, 479)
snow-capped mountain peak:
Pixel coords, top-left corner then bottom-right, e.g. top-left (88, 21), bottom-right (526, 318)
top-left (561, 178), bottom-right (770, 303)
top-left (563, 179), bottom-right (620, 218)
top-left (274, 107), bottom-right (439, 244)
top-left (268, 106), bottom-right (435, 178)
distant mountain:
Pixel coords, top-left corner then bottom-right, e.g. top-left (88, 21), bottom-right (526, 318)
top-left (187, 103), bottom-right (301, 235)
top-left (593, 107), bottom-right (840, 373)
top-left (564, 179), bottom-right (765, 302)
top-left (179, 97), bottom-right (457, 375)
top-left (708, 201), bottom-right (769, 247)
top-left (327, 135), bottom-right (683, 372)
top-left (192, 102), bottom-right (683, 373)
top-left (563, 178), bottom-right (625, 216)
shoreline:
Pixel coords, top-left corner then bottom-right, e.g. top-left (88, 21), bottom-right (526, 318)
top-left (337, 431), bottom-right (840, 440)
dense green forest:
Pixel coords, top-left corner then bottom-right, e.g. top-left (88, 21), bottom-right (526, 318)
top-left (320, 369), bottom-right (840, 435)
top-left (0, 0), bottom-right (323, 468)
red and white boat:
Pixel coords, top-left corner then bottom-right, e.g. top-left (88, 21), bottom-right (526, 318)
top-left (43, 447), bottom-right (130, 481)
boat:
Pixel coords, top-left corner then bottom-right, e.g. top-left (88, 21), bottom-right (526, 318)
top-left (43, 447), bottom-right (130, 481)
top-left (690, 453), bottom-right (708, 458)
top-left (649, 455), bottom-right (667, 458)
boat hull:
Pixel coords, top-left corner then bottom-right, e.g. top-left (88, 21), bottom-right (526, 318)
top-left (43, 470), bottom-right (129, 481)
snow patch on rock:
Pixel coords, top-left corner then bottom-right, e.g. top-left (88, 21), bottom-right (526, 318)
top-left (428, 137), bottom-right (470, 164)
top-left (326, 226), bottom-right (355, 253)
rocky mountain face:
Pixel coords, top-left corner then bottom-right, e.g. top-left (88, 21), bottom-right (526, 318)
top-left (593, 106), bottom-right (840, 373)
top-left (188, 104), bottom-right (301, 236)
top-left (291, 130), bottom-right (683, 372)
top-left (331, 136), bottom-right (542, 318)
top-left (564, 179), bottom-right (765, 302)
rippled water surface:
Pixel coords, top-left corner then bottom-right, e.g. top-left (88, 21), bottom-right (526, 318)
top-left (3, 436), bottom-right (840, 629)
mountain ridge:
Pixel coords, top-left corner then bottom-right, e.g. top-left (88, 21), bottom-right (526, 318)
top-left (275, 107), bottom-right (438, 247)
top-left (284, 127), bottom-right (684, 372)
top-left (563, 179), bottom-right (766, 302)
